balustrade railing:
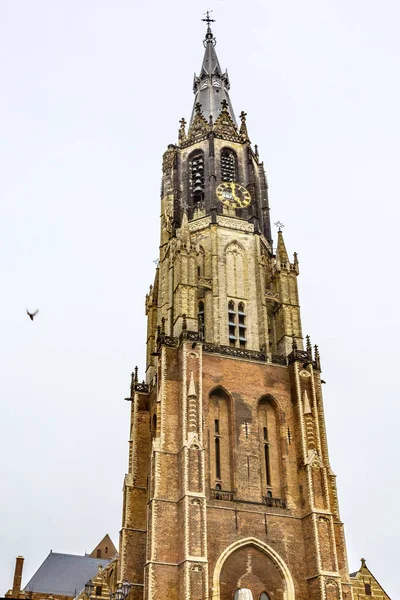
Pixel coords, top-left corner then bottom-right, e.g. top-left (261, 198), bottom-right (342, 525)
top-left (210, 489), bottom-right (235, 501)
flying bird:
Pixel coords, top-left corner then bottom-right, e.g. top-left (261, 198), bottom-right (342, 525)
top-left (321, 380), bottom-right (326, 384)
top-left (26, 309), bottom-right (39, 321)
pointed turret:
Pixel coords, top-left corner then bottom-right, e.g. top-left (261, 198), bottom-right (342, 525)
top-left (276, 229), bottom-right (289, 264)
top-left (190, 22), bottom-right (237, 126)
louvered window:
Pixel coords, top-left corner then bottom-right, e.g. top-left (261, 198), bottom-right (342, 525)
top-left (221, 149), bottom-right (237, 182)
top-left (189, 152), bottom-right (205, 204)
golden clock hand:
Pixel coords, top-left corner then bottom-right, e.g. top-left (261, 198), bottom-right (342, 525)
top-left (231, 182), bottom-right (240, 205)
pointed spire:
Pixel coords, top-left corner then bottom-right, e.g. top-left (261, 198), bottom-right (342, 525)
top-left (180, 210), bottom-right (190, 245)
top-left (306, 335), bottom-right (313, 360)
top-left (239, 111), bottom-right (249, 141)
top-left (178, 118), bottom-right (187, 145)
top-left (276, 229), bottom-right (289, 263)
top-left (190, 17), bottom-right (237, 127)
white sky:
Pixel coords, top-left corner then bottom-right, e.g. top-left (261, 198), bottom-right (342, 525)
top-left (1, 1), bottom-right (399, 597)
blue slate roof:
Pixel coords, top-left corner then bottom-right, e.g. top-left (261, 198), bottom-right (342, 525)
top-left (24, 552), bottom-right (110, 596)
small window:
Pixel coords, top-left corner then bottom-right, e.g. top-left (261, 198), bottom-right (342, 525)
top-left (152, 414), bottom-right (157, 438)
top-left (215, 419), bottom-right (220, 433)
top-left (215, 483), bottom-right (222, 490)
top-left (96, 549), bottom-right (101, 558)
top-left (105, 546), bottom-right (108, 554)
top-left (95, 586), bottom-right (102, 596)
top-left (364, 583), bottom-right (372, 596)
top-left (266, 490), bottom-right (272, 498)
top-left (263, 427), bottom-right (268, 441)
top-left (198, 301), bottom-right (205, 337)
top-left (260, 593), bottom-right (270, 600)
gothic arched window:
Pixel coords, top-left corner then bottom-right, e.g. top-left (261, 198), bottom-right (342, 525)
top-left (209, 388), bottom-right (233, 492)
top-left (189, 151), bottom-right (205, 205)
top-left (228, 301), bottom-right (236, 347)
top-left (260, 593), bottom-right (271, 600)
top-left (221, 148), bottom-right (237, 182)
top-left (258, 396), bottom-right (282, 497)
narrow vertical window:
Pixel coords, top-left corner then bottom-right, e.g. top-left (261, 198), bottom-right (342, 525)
top-left (264, 444), bottom-right (271, 486)
top-left (238, 302), bottom-right (246, 348)
top-left (228, 300), bottom-right (236, 347)
top-left (189, 152), bottom-right (205, 205)
top-left (96, 549), bottom-right (101, 558)
top-left (364, 583), bottom-right (372, 596)
top-left (215, 437), bottom-right (221, 479)
top-left (214, 419), bottom-right (219, 433)
top-left (198, 301), bottom-right (205, 337)
top-left (221, 149), bottom-right (237, 182)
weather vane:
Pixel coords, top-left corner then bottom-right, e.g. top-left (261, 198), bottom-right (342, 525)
top-left (202, 10), bottom-right (215, 27)
top-left (274, 221), bottom-right (285, 232)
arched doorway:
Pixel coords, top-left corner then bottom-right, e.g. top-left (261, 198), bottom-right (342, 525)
top-left (212, 538), bottom-right (295, 600)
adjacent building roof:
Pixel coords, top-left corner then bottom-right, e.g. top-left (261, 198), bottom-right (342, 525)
top-left (24, 552), bottom-right (111, 597)
top-left (89, 534), bottom-right (117, 560)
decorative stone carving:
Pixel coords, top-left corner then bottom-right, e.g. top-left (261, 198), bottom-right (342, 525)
top-left (162, 146), bottom-right (175, 173)
top-left (189, 217), bottom-right (211, 232)
top-left (217, 216), bottom-right (254, 233)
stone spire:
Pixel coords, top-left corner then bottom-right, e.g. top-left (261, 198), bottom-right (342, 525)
top-left (276, 229), bottom-right (289, 264)
top-left (190, 21), bottom-right (237, 126)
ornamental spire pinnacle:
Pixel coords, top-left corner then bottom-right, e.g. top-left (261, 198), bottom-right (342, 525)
top-left (190, 14), bottom-right (237, 127)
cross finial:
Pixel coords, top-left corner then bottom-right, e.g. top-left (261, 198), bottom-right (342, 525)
top-left (221, 99), bottom-right (228, 111)
top-left (195, 102), bottom-right (202, 114)
top-left (153, 258), bottom-right (160, 267)
top-left (239, 111), bottom-right (247, 121)
top-left (274, 221), bottom-right (285, 232)
top-left (202, 10), bottom-right (215, 27)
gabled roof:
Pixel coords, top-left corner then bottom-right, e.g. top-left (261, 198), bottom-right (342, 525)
top-left (350, 558), bottom-right (391, 599)
top-left (89, 534), bottom-right (117, 559)
top-left (24, 552), bottom-right (111, 597)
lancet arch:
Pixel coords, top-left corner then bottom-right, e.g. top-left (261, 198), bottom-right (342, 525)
top-left (208, 387), bottom-right (234, 493)
top-left (257, 395), bottom-right (283, 499)
top-left (212, 538), bottom-right (295, 600)
top-left (225, 241), bottom-right (246, 298)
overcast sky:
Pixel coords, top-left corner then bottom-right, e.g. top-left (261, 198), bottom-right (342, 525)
top-left (1, 1), bottom-right (399, 597)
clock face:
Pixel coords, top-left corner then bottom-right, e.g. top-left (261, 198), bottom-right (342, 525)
top-left (216, 182), bottom-right (251, 208)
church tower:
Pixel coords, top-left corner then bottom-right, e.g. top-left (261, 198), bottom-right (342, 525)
top-left (119, 17), bottom-right (353, 600)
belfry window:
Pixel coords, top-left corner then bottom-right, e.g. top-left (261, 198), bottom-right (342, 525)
top-left (228, 301), bottom-right (247, 347)
top-left (238, 302), bottom-right (246, 347)
top-left (189, 152), bottom-right (205, 205)
top-left (221, 149), bottom-right (237, 182)
top-left (228, 301), bottom-right (236, 347)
